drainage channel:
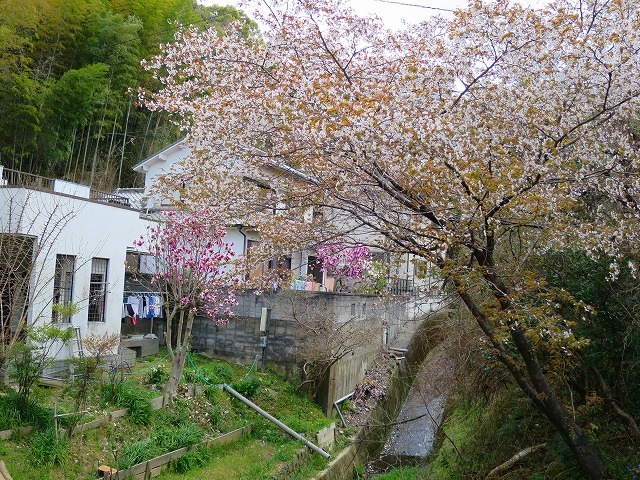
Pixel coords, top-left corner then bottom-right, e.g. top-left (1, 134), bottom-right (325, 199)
top-left (375, 341), bottom-right (454, 470)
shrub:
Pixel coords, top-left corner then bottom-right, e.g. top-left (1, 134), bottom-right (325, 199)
top-left (172, 447), bottom-right (212, 473)
top-left (232, 376), bottom-right (260, 399)
top-left (119, 439), bottom-right (162, 469)
top-left (145, 366), bottom-right (169, 385)
top-left (29, 429), bottom-right (68, 466)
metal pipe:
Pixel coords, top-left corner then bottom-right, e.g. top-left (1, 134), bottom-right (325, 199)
top-left (333, 392), bottom-right (354, 428)
top-left (223, 385), bottom-right (330, 459)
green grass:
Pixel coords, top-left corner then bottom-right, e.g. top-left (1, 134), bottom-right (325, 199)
top-left (156, 437), bottom-right (277, 479)
top-left (370, 466), bottom-right (425, 479)
top-left (0, 354), bottom-right (334, 479)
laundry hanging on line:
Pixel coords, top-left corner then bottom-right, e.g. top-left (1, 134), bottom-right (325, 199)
top-left (122, 294), bottom-right (163, 323)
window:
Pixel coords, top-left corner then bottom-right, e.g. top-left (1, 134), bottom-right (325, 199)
top-left (126, 251), bottom-right (156, 275)
top-left (0, 234), bottom-right (34, 326)
top-left (52, 254), bottom-right (75, 322)
top-left (306, 256), bottom-right (324, 284)
top-left (88, 258), bottom-right (108, 322)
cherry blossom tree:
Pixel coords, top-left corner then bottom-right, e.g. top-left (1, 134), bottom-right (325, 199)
top-left (141, 0), bottom-right (640, 476)
top-left (134, 210), bottom-right (238, 399)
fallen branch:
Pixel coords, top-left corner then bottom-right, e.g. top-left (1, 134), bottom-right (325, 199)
top-left (485, 444), bottom-right (546, 479)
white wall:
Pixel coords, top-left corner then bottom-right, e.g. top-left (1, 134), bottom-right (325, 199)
top-left (0, 187), bottom-right (152, 360)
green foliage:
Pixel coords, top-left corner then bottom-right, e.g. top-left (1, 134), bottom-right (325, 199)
top-left (232, 376), bottom-right (261, 399)
top-left (9, 326), bottom-right (74, 406)
top-left (0, 0), bottom-right (258, 186)
top-left (172, 446), bottom-right (212, 474)
top-left (0, 391), bottom-right (53, 430)
top-left (118, 423), bottom-right (203, 470)
top-left (250, 420), bottom-right (286, 444)
top-left (181, 367), bottom-right (200, 384)
top-left (199, 362), bottom-right (234, 385)
top-left (356, 261), bottom-right (389, 294)
top-left (154, 400), bottom-right (190, 427)
top-left (28, 429), bottom-right (68, 467)
top-left (341, 399), bottom-right (356, 413)
top-left (203, 385), bottom-right (222, 403)
top-left (119, 439), bottom-right (162, 469)
top-left (155, 423), bottom-right (204, 452)
top-left (208, 403), bottom-right (224, 428)
top-left (145, 366), bottom-right (169, 385)
top-left (101, 381), bottom-right (153, 425)
top-left (370, 466), bottom-right (423, 479)
top-left (51, 302), bottom-right (80, 321)
top-left (536, 251), bottom-right (640, 421)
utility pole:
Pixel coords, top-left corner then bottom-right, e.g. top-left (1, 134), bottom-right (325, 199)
top-left (260, 254), bottom-right (278, 371)
top-left (259, 306), bottom-right (271, 372)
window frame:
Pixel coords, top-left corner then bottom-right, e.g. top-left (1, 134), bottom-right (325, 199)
top-left (88, 258), bottom-right (109, 323)
top-left (52, 254), bottom-right (75, 323)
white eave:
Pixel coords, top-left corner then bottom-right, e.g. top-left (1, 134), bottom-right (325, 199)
top-left (132, 137), bottom-right (188, 173)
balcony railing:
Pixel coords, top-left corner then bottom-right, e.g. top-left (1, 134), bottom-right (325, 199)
top-left (0, 167), bottom-right (53, 190)
top-left (0, 166), bottom-right (130, 207)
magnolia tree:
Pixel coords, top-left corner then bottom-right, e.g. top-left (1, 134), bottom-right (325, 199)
top-left (317, 243), bottom-right (372, 291)
top-left (142, 0), bottom-right (640, 476)
top-left (317, 243), bottom-right (371, 279)
top-left (134, 210), bottom-right (238, 399)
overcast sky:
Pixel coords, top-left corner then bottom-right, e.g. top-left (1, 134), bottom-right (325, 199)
top-left (203, 0), bottom-right (470, 30)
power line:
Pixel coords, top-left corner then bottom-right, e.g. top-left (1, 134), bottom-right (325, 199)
top-left (371, 0), bottom-right (456, 12)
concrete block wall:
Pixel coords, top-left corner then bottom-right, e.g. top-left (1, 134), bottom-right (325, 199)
top-left (189, 290), bottom-right (416, 416)
top-left (322, 317), bottom-right (383, 415)
top-left (190, 291), bottom-right (401, 364)
top-left (190, 314), bottom-right (298, 365)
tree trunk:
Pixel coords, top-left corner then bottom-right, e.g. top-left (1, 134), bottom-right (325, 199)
top-left (164, 310), bottom-right (195, 401)
top-left (164, 348), bottom-right (186, 401)
top-left (450, 247), bottom-right (603, 479)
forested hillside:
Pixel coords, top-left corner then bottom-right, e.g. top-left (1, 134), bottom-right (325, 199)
top-left (0, 0), bottom-right (256, 190)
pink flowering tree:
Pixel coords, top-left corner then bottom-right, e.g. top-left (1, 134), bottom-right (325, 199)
top-left (317, 244), bottom-right (372, 279)
top-left (134, 209), bottom-right (238, 399)
top-left (316, 243), bottom-right (372, 292)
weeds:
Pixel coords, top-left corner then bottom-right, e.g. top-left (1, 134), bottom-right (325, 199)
top-left (119, 439), bottom-right (162, 469)
top-left (155, 423), bottom-right (204, 452)
top-left (145, 366), bottom-right (169, 386)
top-left (172, 446), bottom-right (212, 473)
top-left (101, 381), bottom-right (153, 425)
top-left (29, 429), bottom-right (68, 466)
top-left (232, 376), bottom-right (260, 398)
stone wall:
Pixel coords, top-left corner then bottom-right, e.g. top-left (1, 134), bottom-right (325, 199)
top-left (190, 290), bottom-right (401, 364)
top-left (188, 290), bottom-right (416, 414)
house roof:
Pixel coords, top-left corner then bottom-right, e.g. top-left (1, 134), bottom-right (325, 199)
top-left (133, 138), bottom-right (315, 185)
top-left (132, 137), bottom-right (188, 173)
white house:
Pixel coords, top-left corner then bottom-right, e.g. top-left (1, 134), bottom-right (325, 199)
top-left (132, 139), bottom-right (437, 295)
top-left (132, 139), bottom-right (320, 286)
top-left (0, 166), bottom-right (152, 361)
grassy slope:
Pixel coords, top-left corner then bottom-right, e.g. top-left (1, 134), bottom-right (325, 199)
top-left (0, 352), bottom-right (333, 480)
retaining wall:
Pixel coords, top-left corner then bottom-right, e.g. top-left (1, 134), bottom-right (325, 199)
top-left (313, 310), bottom-right (449, 480)
top-left (122, 290), bottom-right (425, 417)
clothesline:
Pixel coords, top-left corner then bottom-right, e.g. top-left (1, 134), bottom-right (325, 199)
top-left (122, 293), bottom-right (163, 324)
